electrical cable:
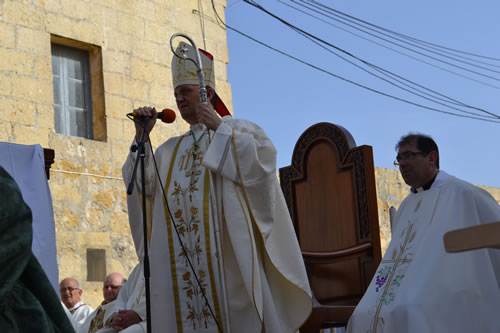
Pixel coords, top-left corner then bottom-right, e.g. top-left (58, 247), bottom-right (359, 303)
top-left (278, 0), bottom-right (500, 90)
top-left (199, 0), bottom-right (207, 49)
top-left (126, 114), bottom-right (224, 332)
top-left (242, 0), bottom-right (500, 119)
top-left (293, 28), bottom-right (498, 119)
top-left (264, 0), bottom-right (500, 82)
top-left (302, 0), bottom-right (500, 62)
top-left (294, 0), bottom-right (500, 73)
top-left (211, 0), bottom-right (500, 123)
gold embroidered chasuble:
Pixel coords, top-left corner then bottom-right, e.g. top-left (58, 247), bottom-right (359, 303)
top-left (162, 130), bottom-right (223, 331)
top-left (79, 301), bottom-right (114, 333)
top-left (123, 118), bottom-right (313, 333)
top-left (88, 302), bottom-right (112, 333)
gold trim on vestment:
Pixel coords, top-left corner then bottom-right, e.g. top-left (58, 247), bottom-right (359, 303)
top-left (203, 169), bottom-right (223, 328)
top-left (230, 129), bottom-right (313, 331)
top-left (231, 180), bottom-right (262, 322)
top-left (163, 136), bottom-right (185, 333)
top-left (162, 134), bottom-right (222, 332)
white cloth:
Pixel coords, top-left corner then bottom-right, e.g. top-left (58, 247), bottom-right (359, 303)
top-left (0, 142), bottom-right (58, 293)
top-left (347, 171), bottom-right (500, 333)
top-left (123, 117), bottom-right (312, 333)
top-left (62, 301), bottom-right (78, 331)
top-left (70, 302), bottom-right (94, 331)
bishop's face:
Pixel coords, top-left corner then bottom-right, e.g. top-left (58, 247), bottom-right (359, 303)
top-left (175, 84), bottom-right (202, 124)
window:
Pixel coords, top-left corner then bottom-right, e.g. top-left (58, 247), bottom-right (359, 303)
top-left (87, 248), bottom-right (106, 281)
top-left (51, 44), bottom-right (94, 139)
top-left (50, 35), bottom-right (106, 141)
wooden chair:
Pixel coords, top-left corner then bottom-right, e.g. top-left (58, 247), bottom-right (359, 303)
top-left (43, 148), bottom-right (55, 180)
top-left (444, 222), bottom-right (500, 252)
top-left (279, 123), bottom-right (382, 332)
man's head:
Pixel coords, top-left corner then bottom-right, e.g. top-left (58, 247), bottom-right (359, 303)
top-left (103, 272), bottom-right (126, 303)
top-left (174, 84), bottom-right (215, 124)
top-left (60, 278), bottom-right (82, 309)
top-left (171, 41), bottom-right (230, 123)
top-left (395, 133), bottom-right (439, 188)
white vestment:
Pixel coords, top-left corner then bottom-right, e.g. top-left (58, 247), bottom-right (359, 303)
top-left (69, 302), bottom-right (93, 332)
top-left (347, 171), bottom-right (500, 333)
top-left (103, 263), bottom-right (147, 333)
top-left (123, 117), bottom-right (312, 333)
top-left (78, 301), bottom-right (115, 333)
top-left (62, 301), bottom-right (78, 331)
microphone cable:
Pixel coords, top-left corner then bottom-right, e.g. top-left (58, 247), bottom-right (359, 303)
top-left (126, 114), bottom-right (224, 332)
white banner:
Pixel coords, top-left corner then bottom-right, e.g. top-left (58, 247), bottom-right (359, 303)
top-left (0, 142), bottom-right (59, 293)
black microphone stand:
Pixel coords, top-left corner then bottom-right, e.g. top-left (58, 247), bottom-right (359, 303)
top-left (126, 117), bottom-right (152, 333)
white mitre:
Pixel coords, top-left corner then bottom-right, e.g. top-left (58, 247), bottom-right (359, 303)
top-left (171, 41), bottom-right (230, 117)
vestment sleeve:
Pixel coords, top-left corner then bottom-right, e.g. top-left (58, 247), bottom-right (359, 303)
top-left (202, 118), bottom-right (278, 240)
top-left (202, 119), bottom-right (312, 331)
top-left (122, 139), bottom-right (157, 260)
top-left (202, 119), bottom-right (276, 186)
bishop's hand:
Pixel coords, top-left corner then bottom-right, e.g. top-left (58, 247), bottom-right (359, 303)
top-left (197, 102), bottom-right (221, 131)
top-left (132, 106), bottom-right (158, 142)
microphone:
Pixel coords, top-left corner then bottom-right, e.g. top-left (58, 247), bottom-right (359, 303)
top-left (129, 109), bottom-right (176, 123)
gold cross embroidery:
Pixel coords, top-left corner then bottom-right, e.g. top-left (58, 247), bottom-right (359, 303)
top-left (186, 168), bottom-right (201, 185)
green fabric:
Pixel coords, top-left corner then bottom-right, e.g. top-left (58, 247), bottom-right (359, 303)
top-left (0, 166), bottom-right (75, 333)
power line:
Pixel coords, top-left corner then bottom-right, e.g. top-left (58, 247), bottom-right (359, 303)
top-left (227, 0), bottom-right (242, 8)
top-left (303, 0), bottom-right (500, 63)
top-left (243, 0), bottom-right (500, 119)
top-left (287, 0), bottom-right (500, 80)
top-left (295, 28), bottom-right (497, 119)
top-left (210, 0), bottom-right (500, 123)
top-left (296, 0), bottom-right (500, 72)
top-left (278, 0), bottom-right (500, 90)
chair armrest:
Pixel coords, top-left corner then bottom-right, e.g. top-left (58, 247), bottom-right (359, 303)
top-left (443, 222), bottom-right (500, 252)
top-left (303, 243), bottom-right (373, 264)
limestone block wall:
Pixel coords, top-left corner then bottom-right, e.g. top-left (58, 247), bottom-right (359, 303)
top-left (0, 0), bottom-right (230, 308)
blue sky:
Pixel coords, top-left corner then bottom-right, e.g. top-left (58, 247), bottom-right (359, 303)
top-left (224, 0), bottom-right (500, 188)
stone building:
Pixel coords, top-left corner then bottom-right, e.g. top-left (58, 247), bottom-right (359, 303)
top-left (0, 0), bottom-right (231, 307)
top-left (1, 0), bottom-right (498, 309)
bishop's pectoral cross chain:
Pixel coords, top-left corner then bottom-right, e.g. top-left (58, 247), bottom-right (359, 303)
top-left (184, 130), bottom-right (207, 185)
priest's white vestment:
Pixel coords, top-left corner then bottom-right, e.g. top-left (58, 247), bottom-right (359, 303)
top-left (123, 117), bottom-right (312, 333)
top-left (70, 302), bottom-right (93, 332)
top-left (78, 264), bottom-right (146, 333)
top-left (346, 171), bottom-right (500, 333)
top-left (103, 263), bottom-right (147, 333)
top-left (78, 301), bottom-right (115, 333)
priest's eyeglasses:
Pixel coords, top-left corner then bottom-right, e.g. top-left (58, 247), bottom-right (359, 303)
top-left (394, 151), bottom-right (425, 166)
top-left (60, 287), bottom-right (80, 293)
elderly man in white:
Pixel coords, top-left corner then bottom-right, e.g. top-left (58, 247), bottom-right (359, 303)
top-left (60, 278), bottom-right (93, 331)
top-left (123, 40), bottom-right (312, 332)
top-left (78, 272), bottom-right (125, 333)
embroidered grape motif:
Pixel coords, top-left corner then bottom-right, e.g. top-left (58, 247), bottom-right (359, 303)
top-left (375, 275), bottom-right (388, 292)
